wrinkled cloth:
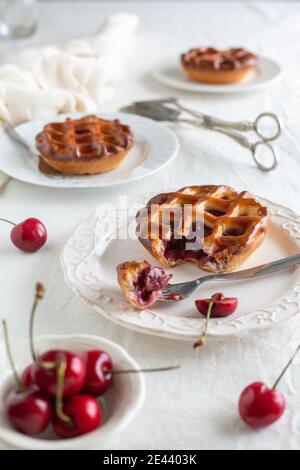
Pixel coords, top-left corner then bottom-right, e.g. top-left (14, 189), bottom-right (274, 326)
top-left (0, 12), bottom-right (138, 126)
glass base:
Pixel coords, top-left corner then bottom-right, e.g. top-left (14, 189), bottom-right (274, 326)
top-left (0, 21), bottom-right (37, 39)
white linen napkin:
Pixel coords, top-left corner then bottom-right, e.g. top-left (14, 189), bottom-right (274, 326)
top-left (0, 12), bottom-right (139, 187)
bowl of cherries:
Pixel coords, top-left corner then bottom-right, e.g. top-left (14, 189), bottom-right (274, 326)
top-left (0, 286), bottom-right (146, 450)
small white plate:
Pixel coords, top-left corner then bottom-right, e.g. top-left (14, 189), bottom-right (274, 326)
top-left (61, 194), bottom-right (300, 341)
top-left (0, 335), bottom-right (146, 450)
top-left (153, 56), bottom-right (282, 94)
top-left (0, 113), bottom-right (178, 189)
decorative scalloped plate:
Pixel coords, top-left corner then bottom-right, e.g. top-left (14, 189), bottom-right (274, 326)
top-left (61, 194), bottom-right (300, 341)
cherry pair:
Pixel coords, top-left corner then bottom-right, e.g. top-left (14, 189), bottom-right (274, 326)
top-left (22, 349), bottom-right (112, 397)
top-left (0, 217), bottom-right (47, 253)
top-left (44, 350), bottom-right (105, 439)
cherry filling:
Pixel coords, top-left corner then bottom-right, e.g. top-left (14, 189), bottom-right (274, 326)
top-left (223, 228), bottom-right (244, 237)
top-left (161, 215), bottom-right (246, 268)
top-left (164, 237), bottom-right (212, 265)
top-left (164, 238), bottom-right (187, 261)
top-left (163, 224), bottom-right (214, 266)
top-left (205, 208), bottom-right (226, 217)
top-left (133, 266), bottom-right (171, 305)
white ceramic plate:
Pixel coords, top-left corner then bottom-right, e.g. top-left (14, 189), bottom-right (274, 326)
top-left (61, 194), bottom-right (300, 341)
top-left (153, 56), bottom-right (282, 94)
top-left (0, 335), bottom-right (146, 450)
top-left (0, 113), bottom-right (178, 189)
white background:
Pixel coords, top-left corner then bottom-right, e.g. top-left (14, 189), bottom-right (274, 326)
top-left (1, 1), bottom-right (300, 450)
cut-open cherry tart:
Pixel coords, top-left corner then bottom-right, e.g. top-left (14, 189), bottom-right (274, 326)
top-left (117, 260), bottom-right (172, 309)
top-left (136, 185), bottom-right (270, 273)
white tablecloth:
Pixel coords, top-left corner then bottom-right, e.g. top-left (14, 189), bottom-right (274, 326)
top-left (1, 1), bottom-right (300, 450)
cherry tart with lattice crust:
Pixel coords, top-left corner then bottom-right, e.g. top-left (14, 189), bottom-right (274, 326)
top-left (36, 115), bottom-right (134, 175)
top-left (181, 47), bottom-right (257, 84)
top-left (117, 260), bottom-right (172, 309)
top-left (136, 185), bottom-right (270, 274)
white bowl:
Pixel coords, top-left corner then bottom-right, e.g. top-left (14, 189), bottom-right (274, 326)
top-left (0, 335), bottom-right (146, 450)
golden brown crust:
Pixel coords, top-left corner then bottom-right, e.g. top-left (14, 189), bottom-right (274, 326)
top-left (182, 64), bottom-right (254, 84)
top-left (39, 148), bottom-right (130, 175)
top-left (117, 261), bottom-right (149, 309)
top-left (181, 47), bottom-right (257, 84)
top-left (36, 115), bottom-right (134, 175)
top-left (136, 185), bottom-right (270, 273)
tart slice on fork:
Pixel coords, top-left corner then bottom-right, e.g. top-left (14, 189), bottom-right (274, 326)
top-left (117, 260), bottom-right (172, 309)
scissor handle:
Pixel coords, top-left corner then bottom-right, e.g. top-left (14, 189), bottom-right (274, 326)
top-left (252, 141), bottom-right (279, 172)
top-left (254, 112), bottom-right (282, 142)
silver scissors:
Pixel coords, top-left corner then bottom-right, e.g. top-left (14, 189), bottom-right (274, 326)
top-left (121, 98), bottom-right (282, 172)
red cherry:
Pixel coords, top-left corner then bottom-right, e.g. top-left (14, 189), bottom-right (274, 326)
top-left (195, 293), bottom-right (238, 318)
top-left (6, 386), bottom-right (51, 435)
top-left (53, 394), bottom-right (101, 438)
top-left (194, 293), bottom-right (239, 348)
top-left (239, 382), bottom-right (286, 428)
top-left (82, 350), bottom-right (113, 396)
top-left (2, 319), bottom-right (51, 436)
top-left (35, 350), bottom-right (86, 398)
top-left (10, 218), bottom-right (47, 253)
top-left (21, 363), bottom-right (37, 388)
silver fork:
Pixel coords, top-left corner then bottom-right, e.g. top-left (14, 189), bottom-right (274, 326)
top-left (159, 253), bottom-right (300, 301)
top-left (3, 122), bottom-right (38, 161)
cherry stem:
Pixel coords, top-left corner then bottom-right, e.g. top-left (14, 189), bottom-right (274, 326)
top-left (193, 300), bottom-right (214, 349)
top-left (29, 283), bottom-right (54, 369)
top-left (2, 320), bottom-right (25, 393)
top-left (272, 344), bottom-right (300, 390)
top-left (55, 359), bottom-right (72, 425)
top-left (0, 218), bottom-right (16, 227)
top-left (104, 364), bottom-right (181, 375)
